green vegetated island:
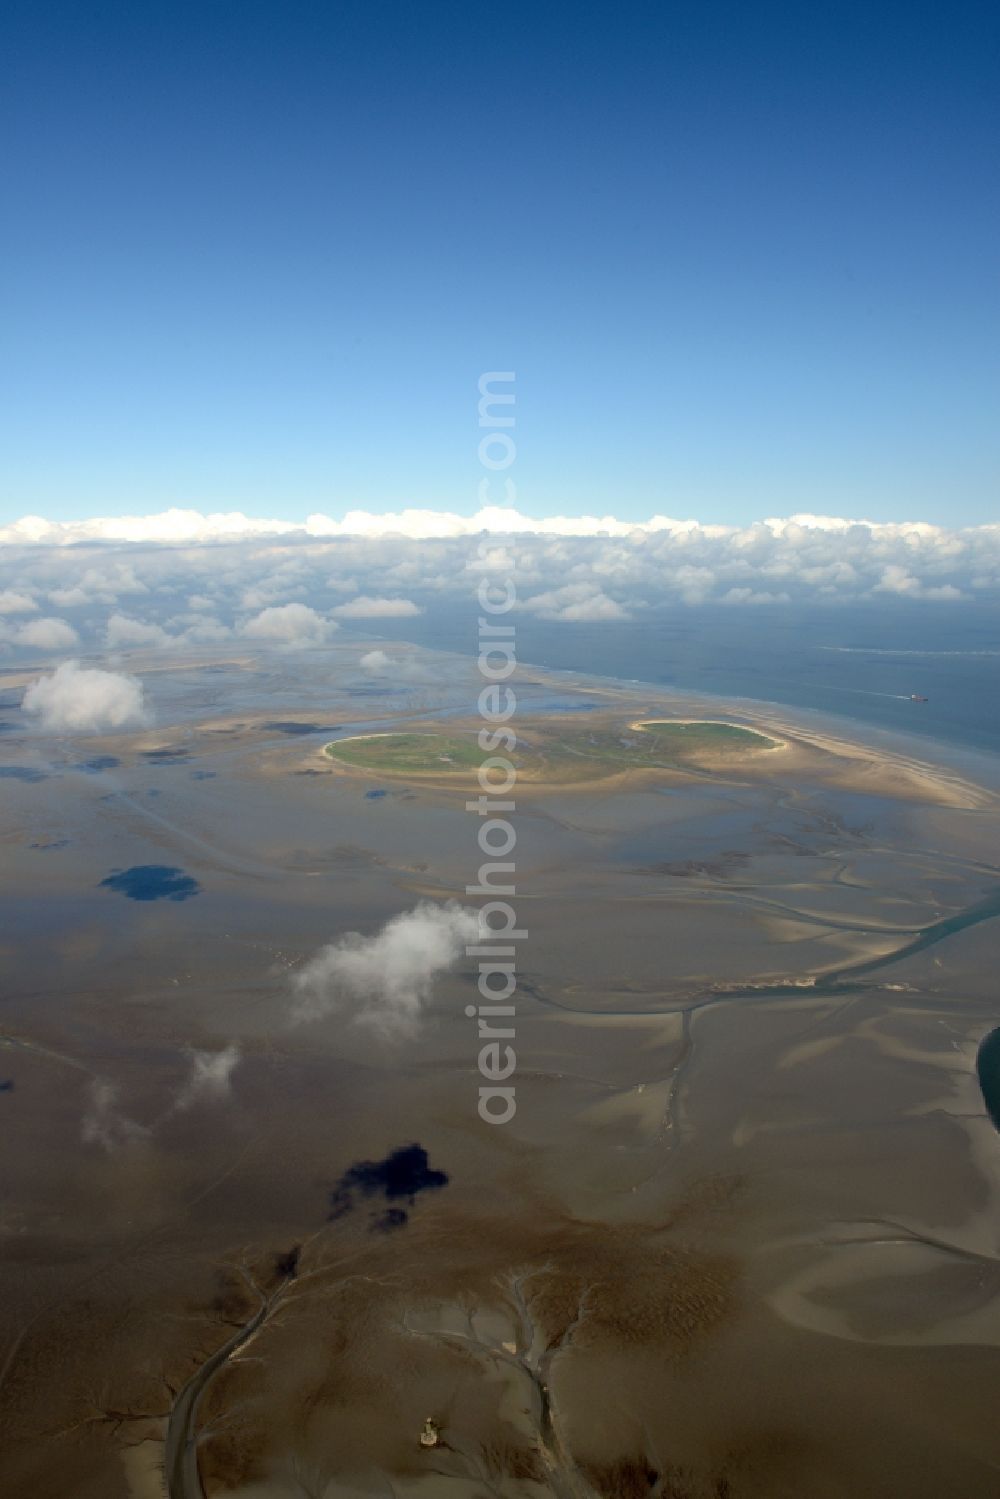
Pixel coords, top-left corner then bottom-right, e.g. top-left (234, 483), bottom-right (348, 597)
top-left (323, 720), bottom-right (780, 783)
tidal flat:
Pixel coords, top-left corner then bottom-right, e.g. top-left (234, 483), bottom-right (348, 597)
top-left (1, 639), bottom-right (1000, 1498)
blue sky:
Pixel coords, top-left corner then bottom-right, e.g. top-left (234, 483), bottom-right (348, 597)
top-left (1, 0), bottom-right (997, 526)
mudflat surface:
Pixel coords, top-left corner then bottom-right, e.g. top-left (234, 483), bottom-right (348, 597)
top-left (1, 639), bottom-right (1000, 1498)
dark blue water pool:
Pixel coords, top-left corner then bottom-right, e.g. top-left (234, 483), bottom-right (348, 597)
top-left (99, 865), bottom-right (201, 902)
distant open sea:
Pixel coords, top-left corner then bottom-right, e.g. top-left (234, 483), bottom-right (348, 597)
top-left (374, 600), bottom-right (1000, 763)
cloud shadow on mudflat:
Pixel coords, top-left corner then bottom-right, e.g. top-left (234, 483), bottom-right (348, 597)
top-left (329, 1143), bottom-right (449, 1232)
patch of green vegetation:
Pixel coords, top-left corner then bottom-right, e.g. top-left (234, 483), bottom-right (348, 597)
top-left (635, 721), bottom-right (777, 755)
top-left (538, 720), bottom-right (776, 775)
top-left (322, 720), bottom-right (777, 783)
top-left (324, 733), bottom-right (482, 774)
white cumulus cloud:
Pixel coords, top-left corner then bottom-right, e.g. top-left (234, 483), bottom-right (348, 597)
top-left (22, 660), bottom-right (148, 732)
top-left (522, 584), bottom-right (630, 622)
top-left (359, 648), bottom-right (394, 671)
top-left (47, 586), bottom-right (91, 607)
top-left (16, 616), bottom-right (80, 650)
top-left (240, 602), bottom-right (337, 646)
top-left (0, 590), bottom-right (38, 614)
top-left (292, 901), bottom-right (480, 1036)
top-left (331, 595), bottom-right (422, 618)
top-left (174, 1045), bottom-right (241, 1111)
top-left (721, 587), bottom-right (792, 605)
top-left (105, 612), bottom-right (172, 648)
top-left (0, 510), bottom-right (997, 618)
top-left (0, 508), bottom-right (299, 547)
top-left (179, 614), bottom-right (233, 643)
top-left (874, 564), bottom-right (963, 600)
top-left (82, 1079), bottom-right (149, 1153)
